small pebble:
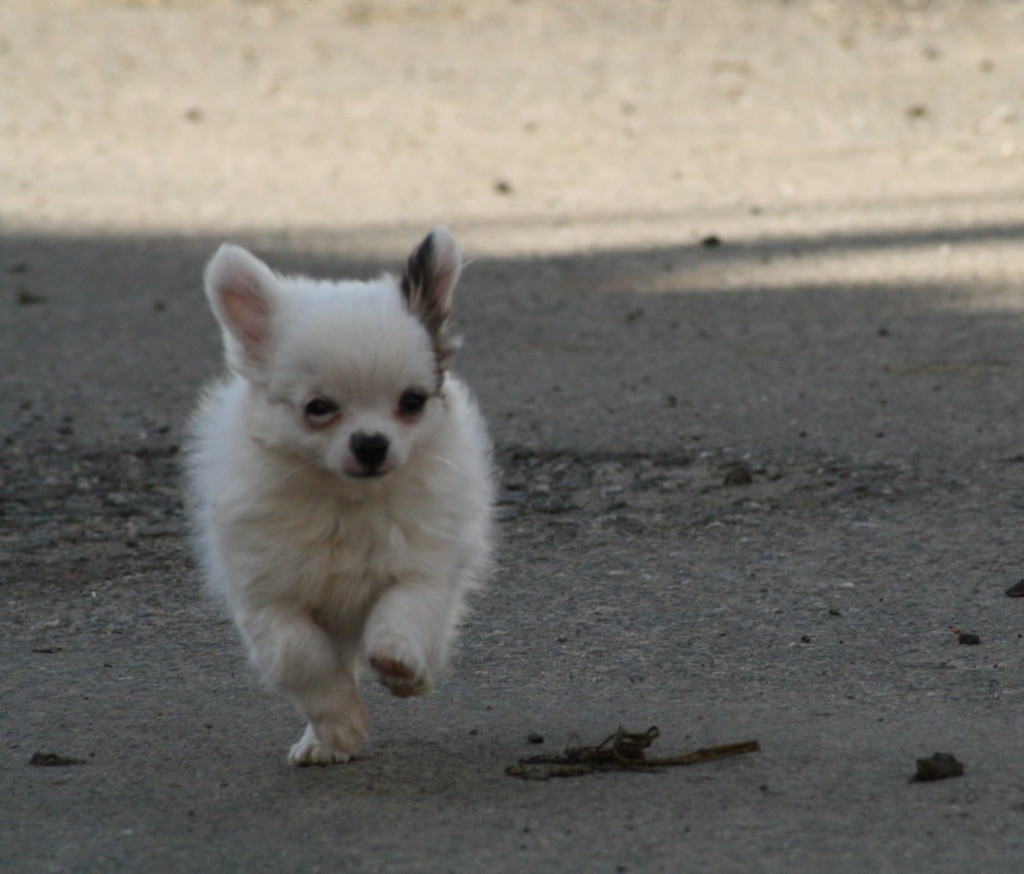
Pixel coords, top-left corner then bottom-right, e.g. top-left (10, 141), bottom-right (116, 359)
top-left (958, 633), bottom-right (980, 645)
top-left (527, 733), bottom-right (544, 745)
top-left (29, 752), bottom-right (86, 767)
top-left (1005, 579), bottom-right (1024, 598)
top-left (723, 463), bottom-right (753, 487)
top-left (911, 752), bottom-right (963, 783)
top-left (16, 289), bottom-right (46, 306)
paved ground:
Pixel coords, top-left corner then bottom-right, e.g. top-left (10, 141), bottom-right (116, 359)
top-left (2, 1), bottom-right (1024, 871)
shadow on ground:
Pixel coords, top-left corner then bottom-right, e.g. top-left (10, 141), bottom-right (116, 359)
top-left (3, 218), bottom-right (1023, 457)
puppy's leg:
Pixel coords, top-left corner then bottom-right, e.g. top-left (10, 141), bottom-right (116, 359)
top-left (287, 674), bottom-right (367, 767)
top-left (237, 604), bottom-right (367, 765)
top-left (363, 578), bottom-right (464, 698)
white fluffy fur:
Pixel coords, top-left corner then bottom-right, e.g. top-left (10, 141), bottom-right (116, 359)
top-left (186, 230), bottom-right (494, 765)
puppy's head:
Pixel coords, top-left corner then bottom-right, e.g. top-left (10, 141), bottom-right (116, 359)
top-left (204, 228), bottom-right (462, 481)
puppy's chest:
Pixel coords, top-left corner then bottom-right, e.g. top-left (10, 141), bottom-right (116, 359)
top-left (282, 496), bottom-right (431, 593)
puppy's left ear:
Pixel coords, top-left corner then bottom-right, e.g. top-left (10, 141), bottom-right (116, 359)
top-left (401, 227), bottom-right (462, 368)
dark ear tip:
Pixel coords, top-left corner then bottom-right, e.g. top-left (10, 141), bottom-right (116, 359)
top-left (406, 227), bottom-right (461, 283)
top-left (415, 231), bottom-right (435, 265)
top-left (406, 229), bottom-right (433, 271)
top-left (430, 228), bottom-right (460, 262)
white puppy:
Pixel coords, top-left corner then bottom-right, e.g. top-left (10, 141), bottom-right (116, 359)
top-left (186, 229), bottom-right (494, 765)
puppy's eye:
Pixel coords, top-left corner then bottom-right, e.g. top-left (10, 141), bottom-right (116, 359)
top-left (397, 389), bottom-right (428, 418)
top-left (303, 397), bottom-right (340, 425)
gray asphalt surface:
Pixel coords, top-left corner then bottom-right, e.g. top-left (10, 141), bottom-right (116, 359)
top-left (2, 2), bottom-right (1024, 872)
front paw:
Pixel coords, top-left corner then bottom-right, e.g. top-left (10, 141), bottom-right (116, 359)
top-left (288, 709), bottom-right (367, 767)
top-left (367, 638), bottom-right (432, 699)
top-left (289, 727), bottom-right (352, 766)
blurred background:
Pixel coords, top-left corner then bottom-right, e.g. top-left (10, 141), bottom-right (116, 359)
top-left (3, 0), bottom-right (1022, 454)
top-left (2, 0), bottom-right (1021, 262)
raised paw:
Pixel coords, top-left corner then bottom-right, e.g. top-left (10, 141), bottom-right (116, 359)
top-left (368, 647), bottom-right (431, 699)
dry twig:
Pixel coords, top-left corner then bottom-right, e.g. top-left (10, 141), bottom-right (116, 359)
top-left (506, 726), bottom-right (760, 780)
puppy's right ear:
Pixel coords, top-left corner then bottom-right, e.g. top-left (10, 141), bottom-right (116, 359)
top-left (204, 244), bottom-right (280, 379)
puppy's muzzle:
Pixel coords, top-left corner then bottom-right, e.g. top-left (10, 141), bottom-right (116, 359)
top-left (349, 432), bottom-right (390, 475)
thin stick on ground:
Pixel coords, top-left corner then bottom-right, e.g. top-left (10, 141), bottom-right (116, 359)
top-left (506, 726), bottom-right (760, 780)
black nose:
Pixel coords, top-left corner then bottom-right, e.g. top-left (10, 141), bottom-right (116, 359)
top-left (350, 432), bottom-right (389, 471)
